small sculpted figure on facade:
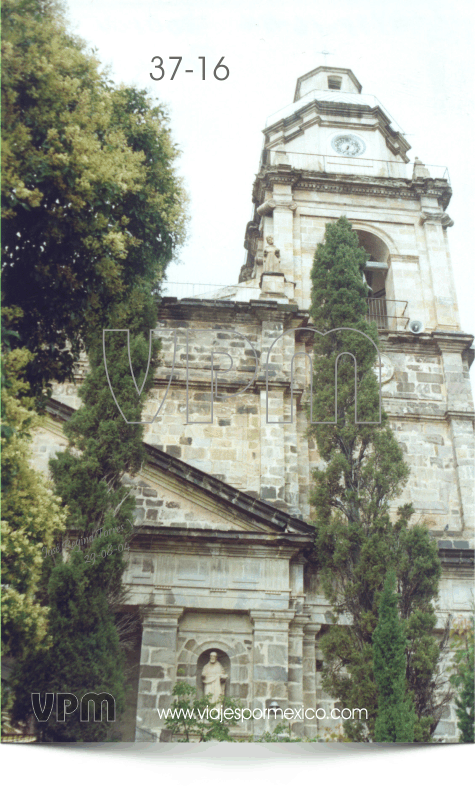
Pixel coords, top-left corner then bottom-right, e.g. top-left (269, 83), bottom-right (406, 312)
top-left (201, 651), bottom-right (228, 704)
top-left (263, 235), bottom-right (281, 272)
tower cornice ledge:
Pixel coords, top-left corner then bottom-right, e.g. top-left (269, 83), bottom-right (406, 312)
top-left (432, 331), bottom-right (475, 355)
top-left (263, 100), bottom-right (409, 160)
top-left (252, 168), bottom-right (452, 211)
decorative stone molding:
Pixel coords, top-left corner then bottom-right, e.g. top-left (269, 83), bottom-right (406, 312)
top-left (433, 333), bottom-right (474, 355)
top-left (257, 199), bottom-right (276, 216)
top-left (419, 210), bottom-right (454, 227)
top-left (244, 221), bottom-right (260, 249)
top-left (253, 168), bottom-right (452, 209)
top-left (141, 605), bottom-right (184, 627)
top-left (250, 610), bottom-right (295, 628)
top-left (274, 201), bottom-right (297, 212)
top-left (257, 199), bottom-right (298, 216)
top-left (374, 353), bottom-right (395, 384)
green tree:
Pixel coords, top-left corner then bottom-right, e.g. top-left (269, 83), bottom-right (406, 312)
top-left (373, 569), bottom-right (416, 741)
top-left (1, 0), bottom-right (186, 397)
top-left (11, 541), bottom-right (127, 742)
top-left (310, 217), bottom-right (444, 741)
top-left (1, 338), bottom-right (67, 661)
top-left (164, 681), bottom-right (239, 742)
top-left (9, 300), bottom-right (159, 738)
top-left (1, 327), bottom-right (67, 740)
top-left (2, 0), bottom-right (187, 741)
top-left (449, 614), bottom-right (475, 743)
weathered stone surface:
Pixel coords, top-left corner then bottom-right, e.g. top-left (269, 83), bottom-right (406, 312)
top-left (269, 645), bottom-right (288, 665)
top-left (138, 694), bottom-right (157, 709)
top-left (143, 630), bottom-right (176, 649)
top-left (141, 666), bottom-right (165, 679)
top-left (254, 666), bottom-right (287, 682)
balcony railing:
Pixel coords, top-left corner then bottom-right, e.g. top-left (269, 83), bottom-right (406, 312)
top-left (262, 149), bottom-right (450, 182)
top-left (366, 298), bottom-right (409, 330)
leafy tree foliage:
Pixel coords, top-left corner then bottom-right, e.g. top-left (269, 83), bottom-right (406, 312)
top-left (310, 217), bottom-right (444, 741)
top-left (3, 0), bottom-right (187, 740)
top-left (1, 337), bottom-right (66, 659)
top-left (1, 0), bottom-right (187, 396)
top-left (11, 539), bottom-right (127, 742)
top-left (164, 681), bottom-right (239, 742)
top-left (49, 306), bottom-right (158, 541)
top-left (449, 614), bottom-right (475, 743)
top-left (373, 570), bottom-right (416, 741)
top-left (8, 298), bottom-right (160, 739)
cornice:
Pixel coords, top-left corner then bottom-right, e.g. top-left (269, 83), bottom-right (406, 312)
top-left (384, 408), bottom-right (475, 423)
top-left (263, 99), bottom-right (408, 156)
top-left (438, 547), bottom-right (474, 569)
top-left (432, 332), bottom-right (475, 354)
top-left (252, 168), bottom-right (452, 211)
top-left (130, 527), bottom-right (312, 552)
top-left (296, 326), bottom-right (473, 357)
top-left (381, 330), bottom-right (474, 356)
top-left (156, 297), bottom-right (305, 323)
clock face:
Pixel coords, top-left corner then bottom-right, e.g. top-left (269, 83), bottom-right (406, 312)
top-left (331, 134), bottom-right (366, 157)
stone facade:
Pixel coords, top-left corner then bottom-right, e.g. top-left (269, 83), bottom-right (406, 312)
top-left (31, 66), bottom-right (474, 742)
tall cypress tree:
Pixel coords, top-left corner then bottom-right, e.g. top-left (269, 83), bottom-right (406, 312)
top-left (310, 217), bottom-right (444, 741)
top-left (373, 570), bottom-right (416, 742)
top-left (11, 301), bottom-right (159, 740)
top-left (449, 615), bottom-right (475, 743)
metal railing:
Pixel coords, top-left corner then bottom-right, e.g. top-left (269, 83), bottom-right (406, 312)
top-left (263, 149), bottom-right (450, 182)
top-left (366, 298), bottom-right (409, 330)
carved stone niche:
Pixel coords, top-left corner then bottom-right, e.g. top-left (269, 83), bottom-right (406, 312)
top-left (196, 648), bottom-right (231, 700)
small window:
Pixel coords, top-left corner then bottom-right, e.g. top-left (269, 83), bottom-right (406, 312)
top-left (328, 76), bottom-right (342, 90)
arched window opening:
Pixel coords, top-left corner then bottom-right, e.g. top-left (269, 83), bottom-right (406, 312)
top-left (355, 230), bottom-right (393, 328)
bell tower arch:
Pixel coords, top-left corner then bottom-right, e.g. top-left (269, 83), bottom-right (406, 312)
top-left (240, 64), bottom-right (474, 540)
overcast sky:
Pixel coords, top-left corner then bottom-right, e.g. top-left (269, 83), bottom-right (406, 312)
top-left (48, 0), bottom-right (475, 787)
top-left (64, 0), bottom-right (474, 369)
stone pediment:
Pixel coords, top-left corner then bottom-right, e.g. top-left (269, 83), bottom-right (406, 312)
top-left (44, 399), bottom-right (314, 541)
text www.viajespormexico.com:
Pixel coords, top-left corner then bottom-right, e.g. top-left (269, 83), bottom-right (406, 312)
top-left (157, 706), bottom-right (368, 722)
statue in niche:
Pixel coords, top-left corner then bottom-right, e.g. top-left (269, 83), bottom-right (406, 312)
top-left (201, 652), bottom-right (228, 704)
top-left (263, 235), bottom-right (281, 272)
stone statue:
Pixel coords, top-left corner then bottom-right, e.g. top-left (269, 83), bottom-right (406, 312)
top-left (263, 235), bottom-right (280, 272)
top-left (201, 652), bottom-right (228, 704)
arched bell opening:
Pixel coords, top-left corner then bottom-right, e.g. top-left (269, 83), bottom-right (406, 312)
top-left (355, 229), bottom-right (393, 328)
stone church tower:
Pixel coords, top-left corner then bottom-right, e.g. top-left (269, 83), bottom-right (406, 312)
top-left (37, 66), bottom-right (474, 742)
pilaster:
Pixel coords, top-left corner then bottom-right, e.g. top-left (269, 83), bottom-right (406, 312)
top-left (436, 336), bottom-right (475, 534)
top-left (137, 605), bottom-right (183, 740)
top-left (288, 614), bottom-right (309, 737)
top-left (250, 610), bottom-right (294, 736)
top-left (419, 212), bottom-right (460, 330)
top-left (302, 624), bottom-right (320, 739)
